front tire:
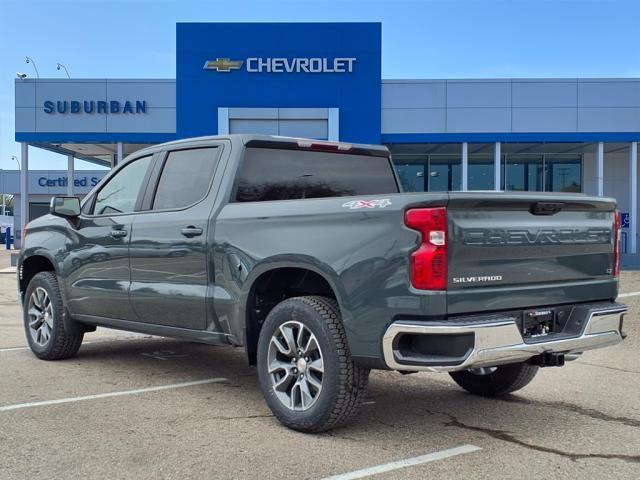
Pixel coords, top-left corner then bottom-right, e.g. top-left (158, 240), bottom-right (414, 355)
top-left (23, 272), bottom-right (84, 360)
top-left (257, 296), bottom-right (369, 432)
top-left (449, 362), bottom-right (539, 397)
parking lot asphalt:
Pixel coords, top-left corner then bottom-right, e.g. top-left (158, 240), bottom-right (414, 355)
top-left (1, 272), bottom-right (639, 480)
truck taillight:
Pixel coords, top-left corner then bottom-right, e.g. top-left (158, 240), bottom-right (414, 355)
top-left (405, 207), bottom-right (448, 290)
top-left (614, 209), bottom-right (621, 277)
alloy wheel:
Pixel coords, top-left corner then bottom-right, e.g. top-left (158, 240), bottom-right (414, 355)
top-left (28, 287), bottom-right (54, 347)
top-left (267, 321), bottom-right (324, 411)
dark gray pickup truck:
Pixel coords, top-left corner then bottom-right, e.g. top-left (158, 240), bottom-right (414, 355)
top-left (18, 134), bottom-right (627, 432)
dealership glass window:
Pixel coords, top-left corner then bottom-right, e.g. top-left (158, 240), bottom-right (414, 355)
top-left (391, 154), bottom-right (461, 192)
top-left (234, 148), bottom-right (399, 202)
top-left (502, 153), bottom-right (581, 192)
top-left (390, 144), bottom-right (582, 193)
top-left (468, 155), bottom-right (494, 190)
top-left (502, 155), bottom-right (544, 191)
top-left (545, 155), bottom-right (582, 193)
top-left (389, 144), bottom-right (463, 192)
top-left (393, 156), bottom-right (427, 192)
top-left (93, 155), bottom-right (153, 215)
top-left (152, 148), bottom-right (219, 210)
top-left (29, 203), bottom-right (50, 222)
top-left (429, 155), bottom-right (461, 191)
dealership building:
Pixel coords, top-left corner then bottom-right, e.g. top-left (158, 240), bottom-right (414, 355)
top-left (12, 22), bottom-right (640, 255)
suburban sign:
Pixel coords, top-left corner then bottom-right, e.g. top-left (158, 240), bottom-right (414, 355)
top-left (43, 100), bottom-right (148, 114)
top-left (204, 57), bottom-right (356, 73)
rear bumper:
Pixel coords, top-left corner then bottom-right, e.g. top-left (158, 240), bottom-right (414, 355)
top-left (382, 303), bottom-right (627, 373)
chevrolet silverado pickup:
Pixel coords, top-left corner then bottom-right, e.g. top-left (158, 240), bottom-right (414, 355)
top-left (18, 134), bottom-right (627, 432)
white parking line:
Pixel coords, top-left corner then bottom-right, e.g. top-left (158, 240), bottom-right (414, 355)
top-left (618, 291), bottom-right (640, 298)
top-left (0, 378), bottom-right (228, 412)
top-left (0, 341), bottom-right (93, 353)
top-left (320, 444), bottom-right (482, 480)
top-left (0, 346), bottom-right (31, 352)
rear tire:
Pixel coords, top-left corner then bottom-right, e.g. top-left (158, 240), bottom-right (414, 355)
top-left (449, 362), bottom-right (539, 396)
top-left (23, 272), bottom-right (84, 360)
top-left (257, 296), bottom-right (369, 432)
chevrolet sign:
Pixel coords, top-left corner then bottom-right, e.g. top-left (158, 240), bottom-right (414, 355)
top-left (204, 57), bottom-right (356, 73)
top-left (203, 58), bottom-right (244, 72)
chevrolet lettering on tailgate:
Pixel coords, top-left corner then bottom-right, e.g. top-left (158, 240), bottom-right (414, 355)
top-left (461, 228), bottom-right (612, 246)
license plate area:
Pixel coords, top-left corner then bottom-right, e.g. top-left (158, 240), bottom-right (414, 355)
top-left (522, 309), bottom-right (555, 338)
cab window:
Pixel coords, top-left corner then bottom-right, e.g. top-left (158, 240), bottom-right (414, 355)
top-left (92, 156), bottom-right (153, 215)
top-left (152, 148), bottom-right (219, 210)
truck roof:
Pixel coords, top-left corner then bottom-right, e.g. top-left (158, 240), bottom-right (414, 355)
top-left (130, 134), bottom-right (390, 159)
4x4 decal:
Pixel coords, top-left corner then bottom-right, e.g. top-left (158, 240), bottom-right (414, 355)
top-left (342, 198), bottom-right (392, 209)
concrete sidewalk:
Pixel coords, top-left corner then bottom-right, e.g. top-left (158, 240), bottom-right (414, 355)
top-left (0, 249), bottom-right (18, 273)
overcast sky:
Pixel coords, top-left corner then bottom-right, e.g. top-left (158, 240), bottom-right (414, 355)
top-left (1, 0), bottom-right (638, 171)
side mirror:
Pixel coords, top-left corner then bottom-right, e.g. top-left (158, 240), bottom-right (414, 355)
top-left (50, 196), bottom-right (81, 218)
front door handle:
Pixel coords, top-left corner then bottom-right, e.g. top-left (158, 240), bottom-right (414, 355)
top-left (181, 226), bottom-right (203, 238)
top-left (109, 229), bottom-right (127, 238)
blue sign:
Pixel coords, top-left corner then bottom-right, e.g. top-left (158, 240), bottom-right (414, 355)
top-left (176, 23), bottom-right (382, 144)
top-left (621, 212), bottom-right (630, 228)
top-left (38, 176), bottom-right (101, 187)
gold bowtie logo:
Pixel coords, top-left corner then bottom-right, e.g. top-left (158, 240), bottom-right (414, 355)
top-left (203, 58), bottom-right (244, 72)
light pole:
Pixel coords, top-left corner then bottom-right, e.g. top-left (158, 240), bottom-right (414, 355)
top-left (56, 63), bottom-right (70, 78)
top-left (25, 56), bottom-right (39, 78)
top-left (1, 169), bottom-right (4, 216)
top-left (8, 156), bottom-right (19, 216)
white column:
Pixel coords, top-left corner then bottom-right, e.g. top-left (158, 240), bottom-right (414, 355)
top-left (328, 108), bottom-right (340, 141)
top-left (116, 142), bottom-right (124, 166)
top-left (461, 142), bottom-right (468, 191)
top-left (20, 143), bottom-right (28, 247)
top-left (630, 141), bottom-right (638, 254)
top-left (597, 141), bottom-right (604, 197)
top-left (494, 142), bottom-right (501, 191)
top-left (217, 107), bottom-right (229, 135)
top-left (1, 169), bottom-right (5, 216)
top-left (67, 155), bottom-right (74, 196)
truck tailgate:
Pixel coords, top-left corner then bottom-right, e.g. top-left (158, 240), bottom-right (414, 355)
top-left (446, 193), bottom-right (618, 315)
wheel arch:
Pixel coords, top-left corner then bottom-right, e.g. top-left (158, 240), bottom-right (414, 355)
top-left (19, 252), bottom-right (94, 336)
top-left (242, 260), bottom-right (346, 365)
top-left (19, 253), bottom-right (58, 302)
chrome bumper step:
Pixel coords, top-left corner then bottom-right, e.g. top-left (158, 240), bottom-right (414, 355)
top-left (382, 304), bottom-right (627, 373)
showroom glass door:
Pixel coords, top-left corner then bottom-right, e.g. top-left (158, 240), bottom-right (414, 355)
top-left (394, 157), bottom-right (427, 192)
top-left (468, 155), bottom-right (495, 190)
top-left (429, 155), bottom-right (461, 191)
top-left (545, 155), bottom-right (582, 192)
top-left (503, 154), bottom-right (544, 191)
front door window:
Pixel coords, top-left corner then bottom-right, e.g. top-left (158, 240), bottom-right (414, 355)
top-left (92, 156), bottom-right (153, 215)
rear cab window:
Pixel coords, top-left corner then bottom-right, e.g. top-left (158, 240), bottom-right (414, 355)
top-left (234, 146), bottom-right (399, 202)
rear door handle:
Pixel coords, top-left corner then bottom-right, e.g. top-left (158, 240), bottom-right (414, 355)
top-left (110, 229), bottom-right (127, 238)
top-left (181, 226), bottom-right (203, 238)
